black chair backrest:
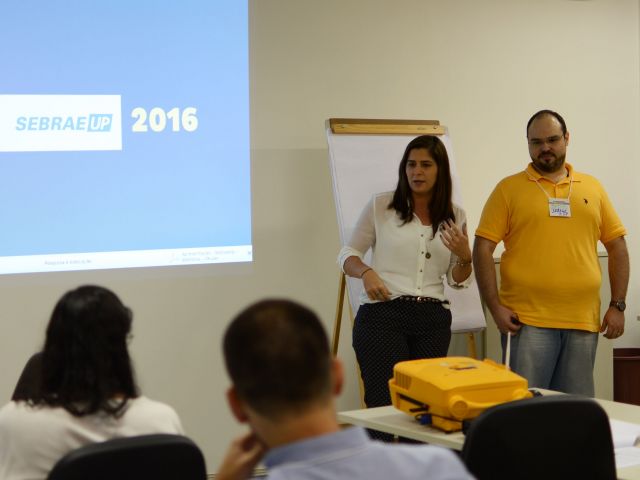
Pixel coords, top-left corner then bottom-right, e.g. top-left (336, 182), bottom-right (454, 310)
top-left (461, 395), bottom-right (616, 480)
top-left (12, 352), bottom-right (43, 401)
top-left (47, 434), bottom-right (207, 480)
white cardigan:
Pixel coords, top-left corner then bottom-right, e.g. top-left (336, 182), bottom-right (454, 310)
top-left (0, 396), bottom-right (184, 480)
top-left (338, 192), bottom-right (470, 305)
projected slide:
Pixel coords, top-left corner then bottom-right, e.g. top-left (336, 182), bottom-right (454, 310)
top-left (0, 1), bottom-right (251, 274)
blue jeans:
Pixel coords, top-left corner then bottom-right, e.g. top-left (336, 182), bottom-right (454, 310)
top-left (501, 324), bottom-right (598, 396)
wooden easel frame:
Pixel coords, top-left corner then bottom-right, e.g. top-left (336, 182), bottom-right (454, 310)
top-left (331, 272), bottom-right (349, 356)
top-left (330, 118), bottom-right (445, 136)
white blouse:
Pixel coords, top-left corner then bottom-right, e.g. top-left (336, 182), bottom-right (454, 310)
top-left (338, 192), bottom-right (470, 305)
top-left (0, 396), bottom-right (184, 480)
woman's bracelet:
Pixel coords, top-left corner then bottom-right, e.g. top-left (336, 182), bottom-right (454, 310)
top-left (360, 267), bottom-right (373, 278)
top-left (455, 258), bottom-right (472, 267)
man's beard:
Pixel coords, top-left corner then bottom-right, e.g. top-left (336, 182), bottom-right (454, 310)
top-left (532, 152), bottom-right (565, 173)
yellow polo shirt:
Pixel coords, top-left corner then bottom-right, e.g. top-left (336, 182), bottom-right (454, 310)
top-left (476, 163), bottom-right (626, 332)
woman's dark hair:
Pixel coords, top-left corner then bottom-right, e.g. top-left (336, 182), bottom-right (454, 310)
top-left (389, 134), bottom-right (455, 232)
top-left (34, 285), bottom-right (139, 416)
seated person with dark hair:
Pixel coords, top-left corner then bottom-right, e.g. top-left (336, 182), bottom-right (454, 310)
top-left (0, 285), bottom-right (184, 480)
top-left (217, 299), bottom-right (473, 480)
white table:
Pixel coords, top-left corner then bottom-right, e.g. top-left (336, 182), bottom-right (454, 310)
top-left (338, 393), bottom-right (640, 480)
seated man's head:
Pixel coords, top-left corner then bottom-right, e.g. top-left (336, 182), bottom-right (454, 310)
top-left (223, 299), bottom-right (343, 428)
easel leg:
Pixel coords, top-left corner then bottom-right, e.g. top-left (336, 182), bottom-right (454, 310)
top-left (331, 272), bottom-right (366, 408)
top-left (331, 272), bottom-right (346, 357)
top-left (467, 332), bottom-right (477, 359)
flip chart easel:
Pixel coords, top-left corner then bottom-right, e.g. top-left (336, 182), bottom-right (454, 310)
top-left (326, 118), bottom-right (485, 359)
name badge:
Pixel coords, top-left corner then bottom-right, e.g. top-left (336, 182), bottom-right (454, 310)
top-left (549, 198), bottom-right (571, 218)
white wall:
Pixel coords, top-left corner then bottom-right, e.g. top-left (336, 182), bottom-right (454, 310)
top-left (0, 0), bottom-right (638, 472)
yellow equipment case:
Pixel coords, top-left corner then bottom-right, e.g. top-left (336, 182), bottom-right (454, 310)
top-left (389, 356), bottom-right (533, 432)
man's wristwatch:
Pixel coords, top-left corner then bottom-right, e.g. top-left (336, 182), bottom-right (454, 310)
top-left (609, 300), bottom-right (626, 312)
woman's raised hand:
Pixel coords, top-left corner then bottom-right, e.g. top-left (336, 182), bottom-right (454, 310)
top-left (439, 220), bottom-right (472, 262)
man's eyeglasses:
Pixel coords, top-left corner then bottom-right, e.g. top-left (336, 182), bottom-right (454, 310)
top-left (528, 135), bottom-right (565, 147)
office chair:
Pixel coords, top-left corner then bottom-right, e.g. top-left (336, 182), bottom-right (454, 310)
top-left (461, 395), bottom-right (616, 480)
top-left (47, 434), bottom-right (207, 480)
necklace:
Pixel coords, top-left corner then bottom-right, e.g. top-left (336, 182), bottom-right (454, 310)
top-left (414, 208), bottom-right (434, 260)
top-left (425, 227), bottom-right (434, 259)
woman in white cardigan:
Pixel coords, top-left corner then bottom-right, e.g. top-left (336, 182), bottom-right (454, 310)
top-left (338, 135), bottom-right (472, 440)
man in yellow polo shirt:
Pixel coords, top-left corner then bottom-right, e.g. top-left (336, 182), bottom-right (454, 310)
top-left (473, 109), bottom-right (629, 396)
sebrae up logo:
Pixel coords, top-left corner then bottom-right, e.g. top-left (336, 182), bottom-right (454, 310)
top-left (15, 114), bottom-right (112, 132)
